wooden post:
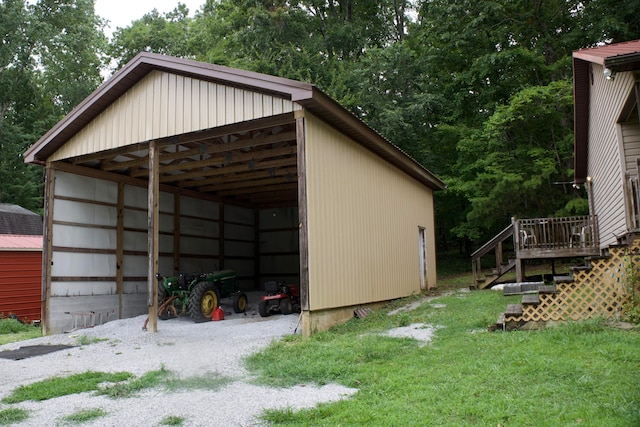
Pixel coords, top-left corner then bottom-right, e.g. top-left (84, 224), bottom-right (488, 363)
top-left (173, 195), bottom-right (180, 274)
top-left (116, 183), bottom-right (124, 319)
top-left (41, 166), bottom-right (55, 335)
top-left (147, 140), bottom-right (160, 333)
top-left (295, 111), bottom-right (309, 336)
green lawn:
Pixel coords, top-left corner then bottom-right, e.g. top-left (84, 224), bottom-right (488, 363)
top-left (0, 318), bottom-right (41, 345)
top-left (246, 288), bottom-right (640, 426)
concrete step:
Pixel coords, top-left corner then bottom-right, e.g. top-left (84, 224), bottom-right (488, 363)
top-left (538, 284), bottom-right (556, 294)
top-left (503, 281), bottom-right (544, 296)
top-left (505, 304), bottom-right (523, 316)
top-left (522, 294), bottom-right (540, 305)
top-left (553, 275), bottom-right (574, 284)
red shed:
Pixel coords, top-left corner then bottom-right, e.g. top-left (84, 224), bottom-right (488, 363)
top-left (0, 235), bottom-right (42, 323)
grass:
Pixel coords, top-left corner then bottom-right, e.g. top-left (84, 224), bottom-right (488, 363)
top-left (98, 365), bottom-right (231, 398)
top-left (59, 408), bottom-right (107, 425)
top-left (160, 415), bottom-right (186, 426)
top-left (0, 318), bottom-right (41, 345)
top-left (75, 334), bottom-right (109, 346)
top-left (1, 364), bottom-right (231, 405)
top-left (246, 289), bottom-right (640, 426)
top-left (0, 408), bottom-right (29, 425)
top-left (1, 371), bottom-right (133, 404)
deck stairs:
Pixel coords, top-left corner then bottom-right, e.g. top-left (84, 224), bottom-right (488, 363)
top-left (476, 258), bottom-right (517, 290)
top-left (493, 280), bottom-right (560, 331)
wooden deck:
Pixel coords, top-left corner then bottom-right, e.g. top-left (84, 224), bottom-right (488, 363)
top-left (471, 216), bottom-right (600, 289)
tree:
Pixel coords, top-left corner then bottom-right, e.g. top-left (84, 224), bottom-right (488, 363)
top-left (0, 0), bottom-right (106, 213)
top-left (109, 3), bottom-right (193, 69)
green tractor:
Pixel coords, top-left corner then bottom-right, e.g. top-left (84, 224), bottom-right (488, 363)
top-left (155, 270), bottom-right (248, 322)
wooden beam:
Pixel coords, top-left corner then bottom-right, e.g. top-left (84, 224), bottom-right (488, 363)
top-left (116, 182), bottom-right (124, 319)
top-left (217, 182), bottom-right (297, 197)
top-left (100, 130), bottom-right (297, 173)
top-left (135, 144), bottom-right (296, 178)
top-left (50, 161), bottom-right (254, 208)
top-left (41, 166), bottom-right (55, 335)
top-left (166, 157), bottom-right (298, 183)
top-left (295, 113), bottom-right (310, 318)
top-left (174, 195), bottom-right (180, 274)
top-left (198, 176), bottom-right (295, 193)
top-left (147, 140), bottom-right (159, 333)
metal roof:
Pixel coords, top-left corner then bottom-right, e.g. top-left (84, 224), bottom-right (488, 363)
top-left (573, 39), bottom-right (640, 184)
top-left (0, 234), bottom-right (43, 251)
top-left (24, 52), bottom-right (445, 196)
top-left (573, 40), bottom-right (640, 71)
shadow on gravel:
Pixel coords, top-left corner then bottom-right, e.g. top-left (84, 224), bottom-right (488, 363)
top-left (0, 345), bottom-right (75, 360)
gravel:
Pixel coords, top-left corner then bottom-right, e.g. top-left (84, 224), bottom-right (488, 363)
top-left (0, 295), bottom-right (358, 427)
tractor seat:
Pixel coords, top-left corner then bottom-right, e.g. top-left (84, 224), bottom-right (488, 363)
top-left (264, 281), bottom-right (279, 293)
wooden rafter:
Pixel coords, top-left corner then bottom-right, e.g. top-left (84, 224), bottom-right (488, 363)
top-left (64, 114), bottom-right (300, 208)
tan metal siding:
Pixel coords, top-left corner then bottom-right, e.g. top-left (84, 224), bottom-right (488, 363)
top-left (50, 70), bottom-right (301, 161)
top-left (588, 65), bottom-right (635, 246)
top-left (304, 113), bottom-right (436, 311)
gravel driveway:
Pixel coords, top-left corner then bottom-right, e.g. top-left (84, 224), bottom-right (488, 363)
top-left (0, 296), bottom-right (358, 427)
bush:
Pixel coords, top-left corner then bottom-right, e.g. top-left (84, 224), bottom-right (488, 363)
top-left (0, 316), bottom-right (33, 334)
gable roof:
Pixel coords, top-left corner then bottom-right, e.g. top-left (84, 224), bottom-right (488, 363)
top-left (573, 40), bottom-right (640, 184)
top-left (25, 52), bottom-right (445, 191)
top-left (0, 204), bottom-right (42, 235)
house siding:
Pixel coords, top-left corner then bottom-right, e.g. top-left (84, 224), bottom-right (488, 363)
top-left (304, 113), bottom-right (437, 311)
top-left (50, 70), bottom-right (301, 162)
top-left (588, 65), bottom-right (636, 246)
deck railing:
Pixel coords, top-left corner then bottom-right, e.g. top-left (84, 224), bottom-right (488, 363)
top-left (514, 215), bottom-right (598, 253)
top-left (472, 215), bottom-right (600, 288)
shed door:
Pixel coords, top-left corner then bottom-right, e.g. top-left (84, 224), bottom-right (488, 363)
top-left (418, 227), bottom-right (427, 290)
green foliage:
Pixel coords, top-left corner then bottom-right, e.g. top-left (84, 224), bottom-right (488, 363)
top-left (0, 316), bottom-right (41, 344)
top-left (0, 316), bottom-right (33, 334)
top-left (97, 365), bottom-right (231, 398)
top-left (98, 366), bottom-right (172, 399)
top-left (248, 290), bottom-right (640, 426)
top-left (2, 371), bottom-right (133, 404)
top-left (109, 4), bottom-right (193, 69)
top-left (75, 334), bottom-right (108, 346)
top-left (452, 80), bottom-right (581, 240)
top-left (0, 0), bottom-right (106, 210)
top-left (0, 407), bottom-right (29, 425)
top-left (160, 415), bottom-right (186, 426)
top-left (59, 408), bottom-right (107, 425)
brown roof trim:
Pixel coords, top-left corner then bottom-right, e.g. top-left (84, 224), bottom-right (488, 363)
top-left (573, 58), bottom-right (590, 184)
top-left (25, 52), bottom-right (445, 190)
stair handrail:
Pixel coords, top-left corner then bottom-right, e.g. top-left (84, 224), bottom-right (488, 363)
top-left (471, 223), bottom-right (514, 260)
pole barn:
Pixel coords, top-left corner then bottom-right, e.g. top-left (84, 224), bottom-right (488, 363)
top-left (24, 53), bottom-right (445, 336)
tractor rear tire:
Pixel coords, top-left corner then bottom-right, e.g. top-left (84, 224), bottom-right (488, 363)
top-left (280, 297), bottom-right (293, 315)
top-left (258, 300), bottom-right (270, 317)
top-left (233, 292), bottom-right (248, 313)
top-left (188, 281), bottom-right (220, 323)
